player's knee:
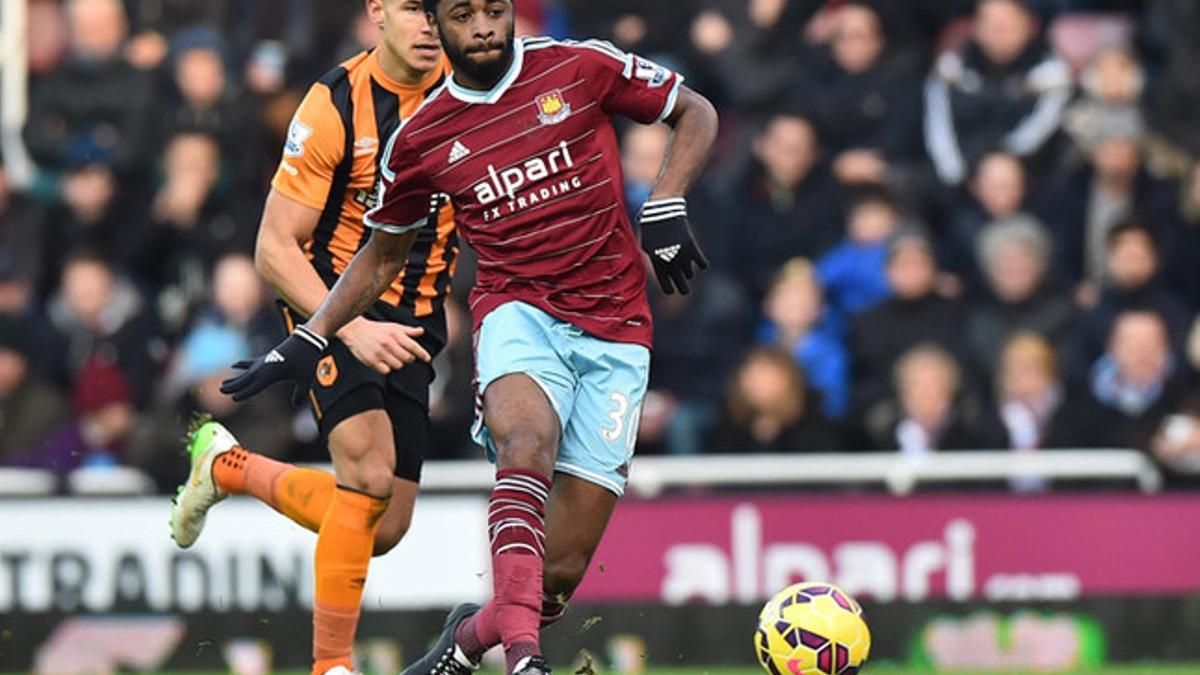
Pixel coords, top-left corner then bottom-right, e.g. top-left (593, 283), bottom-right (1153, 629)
top-left (330, 426), bottom-right (396, 497)
top-left (494, 424), bottom-right (557, 470)
top-left (543, 551), bottom-right (589, 596)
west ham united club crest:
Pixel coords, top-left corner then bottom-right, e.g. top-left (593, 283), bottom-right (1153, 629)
top-left (535, 90), bottom-right (571, 125)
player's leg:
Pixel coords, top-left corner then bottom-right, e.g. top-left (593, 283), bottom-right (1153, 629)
top-left (403, 303), bottom-right (571, 675)
top-left (171, 418), bottom-right (412, 555)
top-left (311, 391), bottom-right (404, 675)
top-left (539, 473), bottom-right (618, 624)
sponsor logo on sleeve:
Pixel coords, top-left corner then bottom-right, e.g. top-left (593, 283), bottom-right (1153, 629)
top-left (284, 118), bottom-right (313, 159)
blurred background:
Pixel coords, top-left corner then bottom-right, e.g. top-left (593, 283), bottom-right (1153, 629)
top-left (1, 0), bottom-right (1200, 672)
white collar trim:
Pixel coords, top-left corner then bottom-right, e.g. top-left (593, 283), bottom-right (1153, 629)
top-left (446, 37), bottom-right (525, 105)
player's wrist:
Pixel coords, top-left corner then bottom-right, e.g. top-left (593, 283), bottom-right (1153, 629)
top-left (638, 197), bottom-right (688, 225)
top-left (294, 324), bottom-right (331, 352)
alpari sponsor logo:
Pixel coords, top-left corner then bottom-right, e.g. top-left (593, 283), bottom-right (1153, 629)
top-left (660, 504), bottom-right (1080, 605)
top-left (473, 141), bottom-right (583, 218)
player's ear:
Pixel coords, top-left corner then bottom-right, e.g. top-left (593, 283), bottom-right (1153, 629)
top-left (365, 0), bottom-right (385, 27)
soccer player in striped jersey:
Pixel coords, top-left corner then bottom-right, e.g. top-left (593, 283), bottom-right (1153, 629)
top-left (170, 2), bottom-right (455, 673)
top-left (221, 1), bottom-right (719, 673)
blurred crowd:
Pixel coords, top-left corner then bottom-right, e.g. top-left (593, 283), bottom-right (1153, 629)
top-left (3, 0), bottom-right (1200, 493)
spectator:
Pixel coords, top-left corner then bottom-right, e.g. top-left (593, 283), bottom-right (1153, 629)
top-left (758, 259), bottom-right (850, 419)
top-left (129, 132), bottom-right (252, 310)
top-left (799, 1), bottom-right (924, 187)
top-left (24, 0), bottom-right (154, 175)
top-left (863, 344), bottom-right (980, 454)
top-left (34, 251), bottom-right (164, 406)
top-left (850, 230), bottom-right (964, 409)
top-left (817, 187), bottom-right (897, 325)
top-left (0, 315), bottom-right (68, 465)
top-left (428, 298), bottom-right (477, 460)
top-left (194, 253), bottom-right (281, 355)
top-left (1063, 47), bottom-right (1145, 166)
top-left (709, 347), bottom-right (837, 454)
top-left (925, 0), bottom-right (1072, 186)
top-left (1075, 310), bottom-right (1189, 451)
top-left (132, 323), bottom-right (291, 491)
top-left (1044, 118), bottom-right (1179, 287)
top-left (942, 151), bottom-right (1036, 282)
top-left (964, 216), bottom-right (1073, 379)
top-left (162, 27), bottom-right (261, 190)
top-left (10, 357), bottom-right (135, 475)
top-left (725, 111), bottom-right (843, 297)
top-left (978, 333), bottom-right (1084, 490)
top-left (47, 146), bottom-right (127, 277)
top-left (1071, 220), bottom-right (1193, 378)
top-left (645, 274), bottom-right (753, 455)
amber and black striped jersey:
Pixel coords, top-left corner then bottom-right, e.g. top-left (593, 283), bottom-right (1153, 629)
top-left (271, 50), bottom-right (457, 352)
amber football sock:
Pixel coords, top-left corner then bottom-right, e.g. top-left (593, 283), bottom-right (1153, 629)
top-left (311, 486), bottom-right (389, 674)
top-left (213, 449), bottom-right (337, 532)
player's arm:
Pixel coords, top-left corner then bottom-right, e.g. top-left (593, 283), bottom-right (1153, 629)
top-left (221, 226), bottom-right (422, 404)
top-left (637, 85), bottom-right (718, 295)
top-left (652, 86), bottom-right (719, 201)
top-left (304, 228), bottom-right (419, 345)
top-left (255, 190), bottom-right (429, 373)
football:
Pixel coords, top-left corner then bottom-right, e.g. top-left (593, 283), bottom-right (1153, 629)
top-left (754, 582), bottom-right (871, 675)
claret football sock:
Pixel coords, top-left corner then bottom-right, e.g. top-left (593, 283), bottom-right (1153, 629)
top-left (311, 486), bottom-right (389, 674)
top-left (461, 469), bottom-right (552, 673)
top-left (213, 449), bottom-right (337, 532)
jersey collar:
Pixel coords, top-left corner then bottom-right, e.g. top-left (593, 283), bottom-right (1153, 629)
top-left (446, 37), bottom-right (525, 105)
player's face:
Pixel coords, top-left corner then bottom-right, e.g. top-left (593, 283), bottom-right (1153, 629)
top-left (370, 0), bottom-right (442, 77)
top-left (433, 0), bottom-right (515, 88)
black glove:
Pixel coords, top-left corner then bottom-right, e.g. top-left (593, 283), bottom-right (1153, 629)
top-left (220, 325), bottom-right (328, 406)
top-left (638, 197), bottom-right (709, 295)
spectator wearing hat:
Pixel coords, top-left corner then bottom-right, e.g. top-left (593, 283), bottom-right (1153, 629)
top-left (9, 356), bottom-right (134, 474)
top-left (1043, 112), bottom-right (1180, 289)
top-left (924, 0), bottom-right (1072, 186)
top-left (0, 315), bottom-right (68, 465)
top-left (850, 230), bottom-right (965, 410)
top-left (1063, 47), bottom-right (1145, 167)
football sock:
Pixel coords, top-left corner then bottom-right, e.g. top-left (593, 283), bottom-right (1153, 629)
top-left (213, 449), bottom-right (335, 533)
top-left (468, 469), bottom-right (551, 673)
top-left (311, 486), bottom-right (389, 674)
top-left (458, 591), bottom-right (572, 663)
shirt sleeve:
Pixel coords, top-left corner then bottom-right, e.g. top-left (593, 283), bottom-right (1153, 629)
top-left (579, 41), bottom-right (684, 125)
top-left (364, 130), bottom-right (437, 235)
top-left (270, 83), bottom-right (345, 211)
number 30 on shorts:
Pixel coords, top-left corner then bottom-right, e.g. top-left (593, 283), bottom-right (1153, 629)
top-left (601, 392), bottom-right (641, 451)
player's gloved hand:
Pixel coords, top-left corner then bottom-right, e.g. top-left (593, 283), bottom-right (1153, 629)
top-left (220, 325), bottom-right (328, 406)
top-left (638, 197), bottom-right (709, 295)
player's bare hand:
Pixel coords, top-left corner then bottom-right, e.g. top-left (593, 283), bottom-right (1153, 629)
top-left (338, 318), bottom-right (431, 374)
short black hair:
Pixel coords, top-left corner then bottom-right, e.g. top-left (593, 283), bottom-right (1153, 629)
top-left (424, 0), bottom-right (513, 13)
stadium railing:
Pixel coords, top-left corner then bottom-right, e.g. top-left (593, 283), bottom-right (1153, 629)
top-left (0, 449), bottom-right (1162, 497)
top-left (403, 449), bottom-right (1164, 496)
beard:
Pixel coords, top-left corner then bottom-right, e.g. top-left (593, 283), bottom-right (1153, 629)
top-left (441, 23), bottom-right (516, 87)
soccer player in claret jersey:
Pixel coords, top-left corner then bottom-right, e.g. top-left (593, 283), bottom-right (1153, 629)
top-left (220, 1), bottom-right (719, 673)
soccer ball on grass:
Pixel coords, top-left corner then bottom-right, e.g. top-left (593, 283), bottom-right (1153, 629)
top-left (754, 582), bottom-right (871, 675)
